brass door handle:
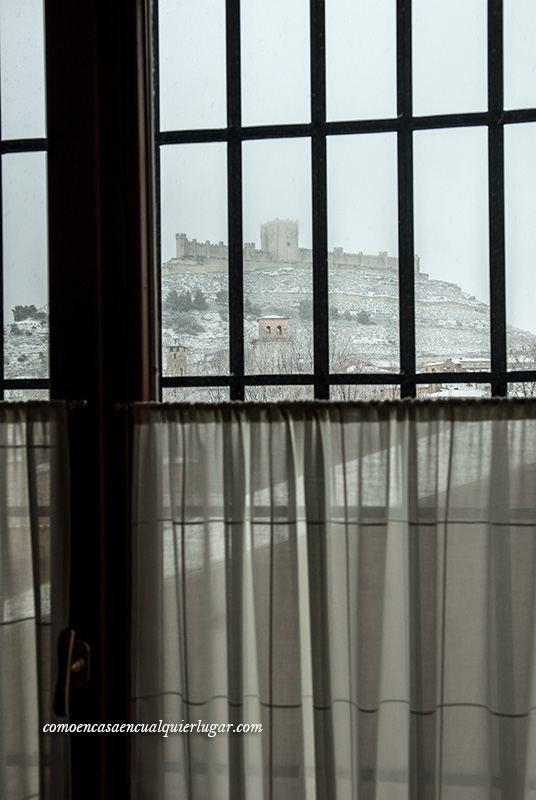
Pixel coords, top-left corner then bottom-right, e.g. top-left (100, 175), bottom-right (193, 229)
top-left (53, 628), bottom-right (91, 718)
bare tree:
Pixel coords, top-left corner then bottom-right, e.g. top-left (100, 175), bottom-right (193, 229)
top-left (508, 341), bottom-right (536, 397)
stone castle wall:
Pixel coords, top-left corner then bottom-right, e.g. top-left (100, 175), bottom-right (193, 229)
top-left (165, 220), bottom-right (422, 275)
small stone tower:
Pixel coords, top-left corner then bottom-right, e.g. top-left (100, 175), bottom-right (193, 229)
top-left (257, 317), bottom-right (289, 339)
top-left (167, 343), bottom-right (188, 376)
top-left (252, 316), bottom-right (293, 373)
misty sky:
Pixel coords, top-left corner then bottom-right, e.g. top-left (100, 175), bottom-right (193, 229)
top-left (2, 0), bottom-right (536, 338)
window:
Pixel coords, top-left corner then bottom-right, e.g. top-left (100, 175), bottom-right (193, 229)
top-left (155, 0), bottom-right (536, 402)
top-left (1, 0), bottom-right (48, 400)
top-left (3, 2), bottom-right (535, 798)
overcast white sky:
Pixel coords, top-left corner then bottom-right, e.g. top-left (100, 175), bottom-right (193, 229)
top-left (2, 0), bottom-right (536, 336)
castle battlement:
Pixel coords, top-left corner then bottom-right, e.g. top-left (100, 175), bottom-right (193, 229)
top-left (164, 219), bottom-right (421, 275)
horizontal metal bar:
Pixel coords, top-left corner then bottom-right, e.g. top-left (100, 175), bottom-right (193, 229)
top-left (157, 108), bottom-right (536, 149)
top-left (1, 378), bottom-right (49, 390)
top-left (0, 138), bottom-right (47, 154)
top-left (158, 124), bottom-right (313, 145)
top-left (503, 371), bottom-right (536, 384)
top-left (503, 108), bottom-right (536, 125)
top-left (161, 371), bottom-right (536, 389)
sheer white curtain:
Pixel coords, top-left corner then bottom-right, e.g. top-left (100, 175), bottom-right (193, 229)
top-left (0, 402), bottom-right (70, 800)
top-left (131, 400), bottom-right (536, 800)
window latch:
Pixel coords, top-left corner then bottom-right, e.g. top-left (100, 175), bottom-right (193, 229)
top-left (53, 628), bottom-right (91, 718)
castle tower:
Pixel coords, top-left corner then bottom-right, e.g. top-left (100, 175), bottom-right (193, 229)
top-left (175, 233), bottom-right (187, 259)
top-left (260, 219), bottom-right (299, 261)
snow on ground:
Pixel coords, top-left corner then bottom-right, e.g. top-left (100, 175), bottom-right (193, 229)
top-left (5, 266), bottom-right (536, 403)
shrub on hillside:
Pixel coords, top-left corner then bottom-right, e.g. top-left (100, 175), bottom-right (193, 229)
top-left (12, 304), bottom-right (38, 321)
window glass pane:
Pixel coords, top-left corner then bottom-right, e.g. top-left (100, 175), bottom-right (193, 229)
top-left (414, 128), bottom-right (490, 372)
top-left (158, 0), bottom-right (226, 131)
top-left (417, 381), bottom-right (491, 399)
top-left (243, 138), bottom-right (312, 380)
top-left (3, 389), bottom-right (48, 400)
top-left (162, 387), bottom-right (229, 402)
top-left (3, 152), bottom-right (48, 382)
top-left (508, 381), bottom-right (536, 398)
top-left (504, 0), bottom-right (536, 110)
top-left (327, 133), bottom-right (399, 374)
top-left (244, 385), bottom-right (314, 401)
top-left (0, 0), bottom-right (46, 139)
top-left (325, 0), bottom-right (396, 122)
top-left (505, 123), bottom-right (536, 370)
top-left (412, 0), bottom-right (487, 116)
top-left (330, 384), bottom-right (399, 401)
top-left (160, 143), bottom-right (229, 380)
top-left (241, 0), bottom-right (310, 126)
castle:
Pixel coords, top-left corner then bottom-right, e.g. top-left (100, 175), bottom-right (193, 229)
top-left (163, 218), bottom-right (423, 276)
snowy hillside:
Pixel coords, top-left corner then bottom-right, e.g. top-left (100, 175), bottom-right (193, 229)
top-left (160, 264), bottom-right (536, 382)
top-left (4, 265), bottom-right (536, 402)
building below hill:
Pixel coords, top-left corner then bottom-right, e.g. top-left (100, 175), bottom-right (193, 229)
top-left (422, 357), bottom-right (491, 373)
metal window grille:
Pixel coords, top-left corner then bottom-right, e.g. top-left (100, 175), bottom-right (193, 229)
top-left (153, 0), bottom-right (536, 400)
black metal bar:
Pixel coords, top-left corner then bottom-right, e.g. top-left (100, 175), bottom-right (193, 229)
top-left (412, 112), bottom-right (492, 130)
top-left (1, 378), bottom-right (49, 390)
top-left (488, 0), bottom-right (507, 396)
top-left (0, 152), bottom-right (4, 399)
top-left (222, 5), bottom-right (247, 760)
top-left (152, 0), bottom-right (163, 399)
top-left (0, 31), bottom-right (4, 401)
top-left (504, 370), bottom-right (536, 383)
top-left (157, 108), bottom-right (536, 149)
top-left (226, 0), bottom-right (244, 401)
top-left (503, 108), bottom-right (536, 124)
top-left (397, 0), bottom-right (416, 399)
top-left (0, 138), bottom-right (47, 154)
top-left (310, 0), bottom-right (329, 400)
top-left (161, 369), bottom-right (535, 389)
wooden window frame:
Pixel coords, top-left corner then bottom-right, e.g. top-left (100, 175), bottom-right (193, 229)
top-left (45, 2), bottom-right (156, 797)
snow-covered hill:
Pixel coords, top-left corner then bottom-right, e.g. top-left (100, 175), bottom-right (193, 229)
top-left (5, 265), bottom-right (535, 402)
top-left (160, 264), bottom-right (536, 383)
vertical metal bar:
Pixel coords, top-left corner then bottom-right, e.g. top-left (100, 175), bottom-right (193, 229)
top-left (407, 419), bottom-right (439, 799)
top-left (397, 0), bottom-right (426, 794)
top-left (488, 0), bottom-right (507, 396)
top-left (223, 421), bottom-right (246, 799)
top-left (226, 0), bottom-right (245, 401)
top-left (304, 416), bottom-right (337, 798)
top-left (154, 145), bottom-right (163, 399)
top-left (0, 154), bottom-right (4, 400)
top-left (397, 0), bottom-right (416, 399)
top-left (0, 25), bottom-right (4, 399)
top-left (152, 0), bottom-right (163, 399)
top-left (25, 421), bottom-right (45, 792)
top-left (310, 0), bottom-right (329, 400)
top-left (489, 419), bottom-right (519, 796)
